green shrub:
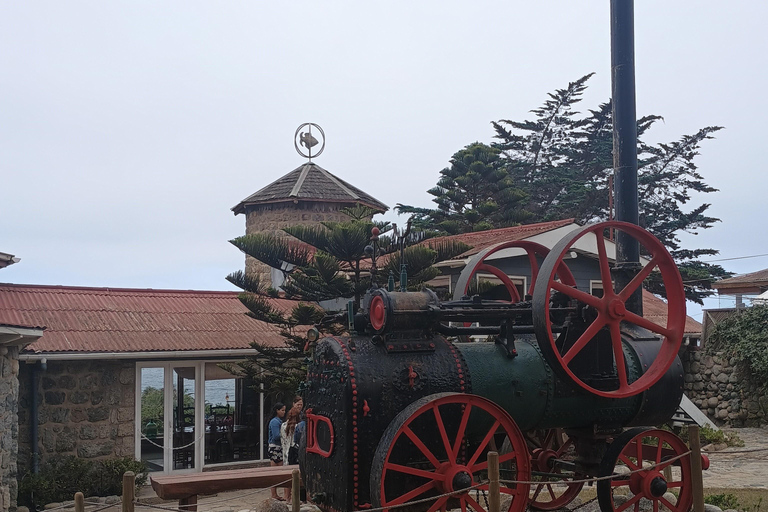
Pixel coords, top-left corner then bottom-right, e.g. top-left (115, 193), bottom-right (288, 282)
top-left (664, 424), bottom-right (744, 447)
top-left (18, 456), bottom-right (148, 509)
top-left (705, 493), bottom-right (740, 510)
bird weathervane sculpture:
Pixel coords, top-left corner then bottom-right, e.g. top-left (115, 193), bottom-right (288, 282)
top-left (294, 123), bottom-right (326, 162)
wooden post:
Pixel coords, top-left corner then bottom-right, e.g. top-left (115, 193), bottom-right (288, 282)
top-left (292, 469), bottom-right (301, 512)
top-left (688, 425), bottom-right (705, 512)
top-left (488, 451), bottom-right (500, 512)
top-left (122, 471), bottom-right (136, 512)
top-left (74, 492), bottom-right (84, 512)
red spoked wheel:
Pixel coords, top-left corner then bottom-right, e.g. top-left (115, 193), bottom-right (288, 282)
top-left (453, 241), bottom-right (576, 302)
top-left (525, 429), bottom-right (584, 510)
top-left (532, 221), bottom-right (686, 398)
top-left (597, 428), bottom-right (692, 512)
top-left (371, 393), bottom-right (530, 512)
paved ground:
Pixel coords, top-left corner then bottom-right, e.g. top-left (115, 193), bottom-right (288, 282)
top-left (136, 427), bottom-right (768, 512)
top-left (700, 426), bottom-right (768, 489)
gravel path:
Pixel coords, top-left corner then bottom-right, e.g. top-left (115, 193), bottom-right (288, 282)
top-left (701, 426), bottom-right (768, 489)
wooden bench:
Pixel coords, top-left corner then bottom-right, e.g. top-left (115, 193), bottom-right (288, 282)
top-left (150, 465), bottom-right (300, 512)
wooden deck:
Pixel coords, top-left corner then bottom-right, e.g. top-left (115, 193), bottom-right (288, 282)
top-left (150, 465), bottom-right (300, 512)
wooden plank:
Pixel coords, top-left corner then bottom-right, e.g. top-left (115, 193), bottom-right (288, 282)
top-left (151, 465), bottom-right (300, 500)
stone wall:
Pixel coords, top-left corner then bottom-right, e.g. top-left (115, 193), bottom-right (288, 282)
top-left (243, 201), bottom-right (358, 286)
top-left (0, 345), bottom-right (21, 512)
top-left (681, 349), bottom-right (767, 426)
top-left (17, 360), bottom-right (135, 476)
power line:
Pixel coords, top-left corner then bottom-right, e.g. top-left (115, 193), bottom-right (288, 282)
top-left (702, 253), bottom-right (768, 263)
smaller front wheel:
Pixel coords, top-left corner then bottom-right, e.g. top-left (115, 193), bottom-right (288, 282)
top-left (597, 428), bottom-right (692, 512)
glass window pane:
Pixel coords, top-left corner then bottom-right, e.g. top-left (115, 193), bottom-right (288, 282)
top-left (140, 367), bottom-right (164, 472)
top-left (172, 366), bottom-right (196, 470)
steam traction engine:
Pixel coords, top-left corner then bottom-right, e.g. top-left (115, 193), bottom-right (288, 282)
top-left (299, 222), bottom-right (706, 512)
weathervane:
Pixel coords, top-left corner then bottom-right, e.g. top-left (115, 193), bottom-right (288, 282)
top-left (294, 123), bottom-right (325, 162)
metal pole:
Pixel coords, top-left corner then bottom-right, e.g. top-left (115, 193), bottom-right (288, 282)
top-left (488, 451), bottom-right (500, 512)
top-left (611, 0), bottom-right (643, 315)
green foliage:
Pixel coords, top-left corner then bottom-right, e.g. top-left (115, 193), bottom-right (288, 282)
top-left (705, 493), bottom-right (740, 510)
top-left (18, 456), bottom-right (148, 508)
top-left (667, 424), bottom-right (744, 447)
top-left (708, 305), bottom-right (768, 391)
top-left (398, 74), bottom-right (730, 303)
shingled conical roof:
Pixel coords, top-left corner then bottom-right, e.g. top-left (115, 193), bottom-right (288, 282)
top-left (232, 163), bottom-right (388, 215)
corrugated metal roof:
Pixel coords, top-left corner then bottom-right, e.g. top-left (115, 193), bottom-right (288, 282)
top-left (0, 283), bottom-right (306, 354)
top-left (642, 290), bottom-right (702, 336)
top-left (419, 219), bottom-right (576, 258)
top-left (231, 163), bottom-right (389, 214)
top-left (714, 268), bottom-right (768, 288)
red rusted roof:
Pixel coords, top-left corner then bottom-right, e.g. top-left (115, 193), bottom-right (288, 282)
top-left (0, 283), bottom-right (307, 354)
top-left (420, 219), bottom-right (576, 258)
top-left (642, 289), bottom-right (702, 336)
top-left (713, 268), bottom-right (768, 289)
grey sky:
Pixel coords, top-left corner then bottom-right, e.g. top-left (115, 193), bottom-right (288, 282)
top-left (2, 2), bottom-right (766, 319)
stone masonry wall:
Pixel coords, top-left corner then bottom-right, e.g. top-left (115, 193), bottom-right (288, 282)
top-left (0, 345), bottom-right (21, 512)
top-left (243, 201), bottom-right (356, 286)
top-left (681, 349), bottom-right (767, 426)
top-left (17, 360), bottom-right (135, 476)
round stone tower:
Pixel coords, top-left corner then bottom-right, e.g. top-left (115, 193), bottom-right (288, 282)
top-left (231, 161), bottom-right (388, 287)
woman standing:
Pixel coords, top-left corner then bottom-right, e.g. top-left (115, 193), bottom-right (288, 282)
top-left (267, 402), bottom-right (286, 500)
top-left (280, 396), bottom-right (303, 503)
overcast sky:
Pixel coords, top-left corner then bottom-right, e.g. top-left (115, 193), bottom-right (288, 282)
top-left (2, 2), bottom-right (766, 320)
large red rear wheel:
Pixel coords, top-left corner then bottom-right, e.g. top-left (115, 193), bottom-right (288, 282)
top-left (370, 393), bottom-right (530, 512)
top-left (453, 241), bottom-right (576, 302)
top-left (532, 221), bottom-right (686, 398)
top-left (597, 428), bottom-right (692, 512)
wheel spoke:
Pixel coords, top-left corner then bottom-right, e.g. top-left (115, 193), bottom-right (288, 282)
top-left (546, 484), bottom-right (556, 500)
top-left (432, 404), bottom-right (454, 463)
top-left (403, 426), bottom-right (441, 468)
top-left (610, 476), bottom-right (631, 488)
top-left (618, 256), bottom-right (659, 301)
top-left (562, 313), bottom-right (608, 365)
top-left (471, 451), bottom-right (517, 472)
top-left (594, 232), bottom-right (613, 292)
top-left (460, 497), bottom-right (468, 512)
top-left (666, 481), bottom-right (683, 488)
top-left (615, 492), bottom-right (643, 512)
top-left (623, 311), bottom-right (673, 339)
top-left (551, 281), bottom-right (603, 309)
top-left (655, 440), bottom-right (663, 463)
top-left (467, 420), bottom-right (500, 468)
top-left (660, 496), bottom-right (677, 510)
top-left (464, 494), bottom-right (486, 512)
top-left (653, 499), bottom-right (660, 512)
top-left (384, 462), bottom-right (445, 481)
top-left (610, 320), bottom-right (630, 390)
top-left (452, 403), bottom-right (473, 460)
top-left (531, 484), bottom-right (544, 500)
top-left (618, 452), bottom-right (639, 470)
top-left (555, 438), bottom-right (574, 457)
top-left (426, 496), bottom-right (448, 512)
top-left (635, 440), bottom-right (643, 468)
top-left (386, 480), bottom-right (436, 506)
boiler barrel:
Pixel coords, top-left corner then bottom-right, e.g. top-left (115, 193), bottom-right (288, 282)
top-left (455, 336), bottom-right (683, 431)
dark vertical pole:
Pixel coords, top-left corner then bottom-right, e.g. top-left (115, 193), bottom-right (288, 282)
top-left (611, 0), bottom-right (642, 315)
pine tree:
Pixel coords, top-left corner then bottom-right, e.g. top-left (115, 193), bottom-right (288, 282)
top-left (398, 74), bottom-right (730, 303)
top-left (227, 204), bottom-right (469, 398)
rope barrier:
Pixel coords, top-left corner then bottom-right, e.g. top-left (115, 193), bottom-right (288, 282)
top-left (704, 446), bottom-right (768, 455)
top-left (499, 450), bottom-right (692, 486)
top-left (140, 431), bottom-right (207, 451)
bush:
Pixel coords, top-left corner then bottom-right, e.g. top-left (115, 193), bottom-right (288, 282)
top-left (664, 424), bottom-right (744, 447)
top-left (705, 493), bottom-right (740, 510)
top-left (18, 456), bottom-right (148, 509)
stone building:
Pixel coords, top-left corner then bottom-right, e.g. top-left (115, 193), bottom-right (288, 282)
top-left (231, 162), bottom-right (388, 286)
top-left (1, 284), bottom-right (300, 482)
